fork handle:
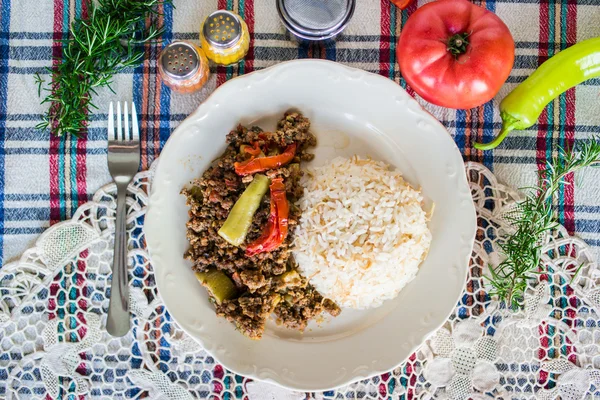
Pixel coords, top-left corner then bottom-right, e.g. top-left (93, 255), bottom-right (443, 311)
top-left (107, 183), bottom-right (130, 337)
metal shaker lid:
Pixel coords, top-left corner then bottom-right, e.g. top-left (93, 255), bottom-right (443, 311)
top-left (202, 10), bottom-right (243, 49)
top-left (159, 42), bottom-right (200, 81)
top-left (277, 0), bottom-right (355, 41)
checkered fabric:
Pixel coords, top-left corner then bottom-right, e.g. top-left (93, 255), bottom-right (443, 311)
top-left (1, 1), bottom-right (600, 267)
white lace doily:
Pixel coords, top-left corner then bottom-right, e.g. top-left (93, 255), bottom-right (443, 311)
top-left (1, 161), bottom-right (599, 399)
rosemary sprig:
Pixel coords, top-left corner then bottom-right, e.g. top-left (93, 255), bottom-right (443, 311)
top-left (487, 138), bottom-right (600, 308)
top-left (35, 0), bottom-right (171, 137)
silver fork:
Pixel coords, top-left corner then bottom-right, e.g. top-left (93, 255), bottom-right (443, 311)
top-left (106, 101), bottom-right (140, 337)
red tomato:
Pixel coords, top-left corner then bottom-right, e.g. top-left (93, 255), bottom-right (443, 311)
top-left (397, 0), bottom-right (515, 109)
top-left (390, 0), bottom-right (413, 9)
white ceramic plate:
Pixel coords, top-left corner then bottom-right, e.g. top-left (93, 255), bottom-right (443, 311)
top-left (146, 59), bottom-right (476, 391)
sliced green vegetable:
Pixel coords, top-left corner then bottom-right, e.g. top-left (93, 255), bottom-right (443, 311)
top-left (218, 174), bottom-right (270, 246)
top-left (195, 269), bottom-right (238, 304)
top-left (188, 186), bottom-right (203, 202)
top-left (288, 163), bottom-right (300, 173)
top-left (284, 294), bottom-right (294, 305)
top-left (272, 294), bottom-right (282, 307)
top-left (279, 270), bottom-right (301, 284)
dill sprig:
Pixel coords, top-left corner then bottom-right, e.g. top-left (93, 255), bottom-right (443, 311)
top-left (487, 138), bottom-right (600, 308)
top-left (35, 0), bottom-right (172, 137)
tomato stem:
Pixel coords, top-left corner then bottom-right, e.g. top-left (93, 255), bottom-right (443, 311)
top-left (447, 32), bottom-right (470, 56)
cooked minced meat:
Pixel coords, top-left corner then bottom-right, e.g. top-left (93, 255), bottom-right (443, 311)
top-left (183, 112), bottom-right (340, 339)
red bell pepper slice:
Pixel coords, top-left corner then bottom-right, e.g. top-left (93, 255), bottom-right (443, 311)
top-left (245, 178), bottom-right (289, 256)
top-left (234, 143), bottom-right (297, 176)
top-left (243, 142), bottom-right (262, 157)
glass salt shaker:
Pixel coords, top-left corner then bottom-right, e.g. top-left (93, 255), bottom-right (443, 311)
top-left (158, 41), bottom-right (210, 94)
top-left (200, 10), bottom-right (250, 66)
top-left (276, 0), bottom-right (356, 42)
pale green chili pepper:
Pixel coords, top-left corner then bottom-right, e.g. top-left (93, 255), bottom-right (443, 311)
top-left (475, 36), bottom-right (600, 150)
top-left (195, 269), bottom-right (237, 304)
top-left (218, 174), bottom-right (269, 246)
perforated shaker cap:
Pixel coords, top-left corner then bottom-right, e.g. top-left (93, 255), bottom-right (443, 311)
top-left (159, 42), bottom-right (200, 80)
top-left (277, 0), bottom-right (355, 41)
top-left (202, 10), bottom-right (242, 49)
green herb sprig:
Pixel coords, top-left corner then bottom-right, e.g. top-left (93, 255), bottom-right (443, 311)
top-left (487, 138), bottom-right (600, 308)
top-left (35, 0), bottom-right (172, 137)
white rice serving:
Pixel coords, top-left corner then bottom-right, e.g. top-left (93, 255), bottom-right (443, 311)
top-left (293, 156), bottom-right (432, 309)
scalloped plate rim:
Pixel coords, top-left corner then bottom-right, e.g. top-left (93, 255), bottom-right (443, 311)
top-left (146, 59), bottom-right (477, 392)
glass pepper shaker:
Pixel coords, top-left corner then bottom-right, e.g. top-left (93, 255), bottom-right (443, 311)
top-left (200, 10), bottom-right (250, 66)
top-left (158, 41), bottom-right (210, 94)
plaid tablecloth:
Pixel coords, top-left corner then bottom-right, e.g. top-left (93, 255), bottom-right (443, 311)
top-left (1, 0), bottom-right (600, 277)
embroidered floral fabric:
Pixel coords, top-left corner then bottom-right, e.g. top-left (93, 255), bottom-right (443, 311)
top-left (1, 162), bottom-right (599, 399)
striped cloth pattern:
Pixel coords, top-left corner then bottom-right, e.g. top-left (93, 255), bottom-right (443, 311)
top-left (1, 1), bottom-right (600, 268)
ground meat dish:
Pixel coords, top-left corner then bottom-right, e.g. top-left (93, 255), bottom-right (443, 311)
top-left (183, 112), bottom-right (340, 340)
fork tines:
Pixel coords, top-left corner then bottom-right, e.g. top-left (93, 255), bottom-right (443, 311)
top-left (108, 101), bottom-right (140, 142)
